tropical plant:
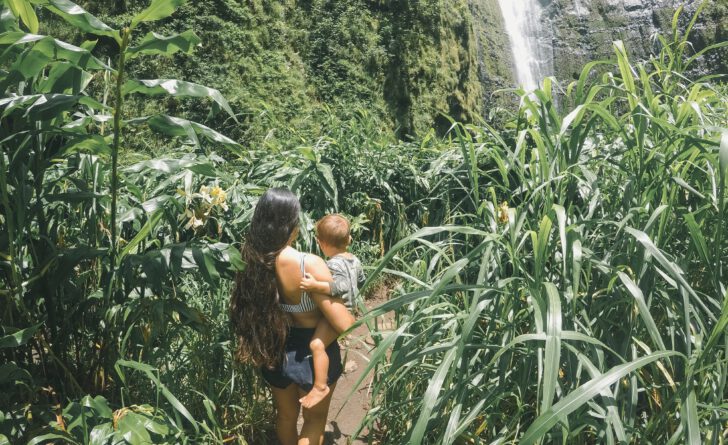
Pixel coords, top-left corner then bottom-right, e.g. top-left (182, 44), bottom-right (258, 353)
top-left (352, 5), bottom-right (728, 444)
top-left (0, 0), bottom-right (272, 443)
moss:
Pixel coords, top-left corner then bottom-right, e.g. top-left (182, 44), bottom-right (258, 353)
top-left (467, 0), bottom-right (513, 112)
top-left (36, 0), bottom-right (726, 145)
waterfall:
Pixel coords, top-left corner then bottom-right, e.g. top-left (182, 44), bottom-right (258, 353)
top-left (497, 0), bottom-right (552, 90)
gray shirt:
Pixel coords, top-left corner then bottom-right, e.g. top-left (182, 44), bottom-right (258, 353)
top-left (327, 254), bottom-right (365, 309)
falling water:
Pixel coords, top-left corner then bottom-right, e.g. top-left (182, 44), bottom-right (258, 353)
top-left (497, 0), bottom-right (551, 90)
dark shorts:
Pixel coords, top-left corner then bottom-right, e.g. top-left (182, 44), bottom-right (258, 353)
top-left (261, 327), bottom-right (343, 392)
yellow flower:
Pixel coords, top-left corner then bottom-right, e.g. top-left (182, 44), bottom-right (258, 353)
top-left (498, 201), bottom-right (509, 224)
top-left (210, 186), bottom-right (225, 200)
top-left (210, 186), bottom-right (228, 211)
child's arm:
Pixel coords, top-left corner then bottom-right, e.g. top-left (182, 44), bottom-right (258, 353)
top-left (300, 273), bottom-right (333, 295)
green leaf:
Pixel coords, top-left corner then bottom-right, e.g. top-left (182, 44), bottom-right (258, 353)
top-left (115, 359), bottom-right (199, 433)
top-left (541, 283), bottom-right (562, 414)
top-left (116, 358), bottom-right (155, 374)
top-left (0, 33), bottom-right (109, 76)
top-left (134, 114), bottom-right (241, 152)
top-left (119, 210), bottom-right (163, 260)
top-left (59, 135), bottom-right (111, 156)
top-left (126, 30), bottom-right (200, 58)
top-left (682, 387), bottom-right (701, 445)
top-left (124, 157), bottom-right (217, 177)
top-left (683, 213), bottom-right (710, 269)
top-left (700, 288), bottom-right (728, 367)
top-left (117, 412), bottom-right (152, 444)
top-left (6, 0), bottom-right (38, 33)
top-left (0, 322), bottom-right (44, 348)
top-left (89, 423), bottom-right (114, 445)
top-left (130, 0), bottom-right (187, 28)
top-left (27, 431), bottom-right (79, 445)
top-left (81, 395), bottom-right (113, 418)
top-left (0, 94), bottom-right (106, 119)
top-left (618, 272), bottom-right (665, 351)
top-left (625, 227), bottom-right (715, 321)
top-left (192, 246), bottom-right (221, 285)
top-left (31, 0), bottom-right (117, 40)
top-left (0, 362), bottom-right (32, 385)
top-left (1, 7), bottom-right (21, 32)
top-left (38, 62), bottom-right (94, 94)
top-left (122, 79), bottom-right (236, 120)
top-left (720, 131), bottom-right (728, 174)
top-left (408, 348), bottom-right (457, 444)
top-left (672, 176), bottom-right (704, 200)
top-left (315, 162), bottom-right (338, 210)
top-left (520, 351), bottom-right (679, 445)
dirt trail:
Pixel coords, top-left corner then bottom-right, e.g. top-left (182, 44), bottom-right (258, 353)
top-left (292, 296), bottom-right (394, 445)
top-left (323, 320), bottom-right (375, 445)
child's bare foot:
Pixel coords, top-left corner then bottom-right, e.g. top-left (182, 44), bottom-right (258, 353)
top-left (299, 384), bottom-right (330, 408)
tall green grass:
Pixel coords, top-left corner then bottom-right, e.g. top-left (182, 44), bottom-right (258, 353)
top-left (354, 6), bottom-right (728, 444)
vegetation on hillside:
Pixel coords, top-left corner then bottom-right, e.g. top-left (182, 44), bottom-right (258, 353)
top-left (1, 0), bottom-right (726, 444)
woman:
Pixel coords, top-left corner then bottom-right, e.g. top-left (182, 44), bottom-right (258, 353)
top-left (230, 188), bottom-right (355, 445)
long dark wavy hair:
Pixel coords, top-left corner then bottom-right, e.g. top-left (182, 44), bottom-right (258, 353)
top-left (230, 188), bottom-right (301, 367)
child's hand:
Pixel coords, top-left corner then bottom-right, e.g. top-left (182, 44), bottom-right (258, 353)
top-left (300, 273), bottom-right (317, 291)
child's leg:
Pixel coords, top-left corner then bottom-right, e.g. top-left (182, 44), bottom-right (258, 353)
top-left (299, 319), bottom-right (340, 408)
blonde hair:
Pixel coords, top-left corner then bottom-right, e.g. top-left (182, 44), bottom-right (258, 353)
top-left (315, 214), bottom-right (351, 250)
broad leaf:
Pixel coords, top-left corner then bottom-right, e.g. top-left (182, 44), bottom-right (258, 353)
top-left (117, 412), bottom-right (152, 444)
top-left (59, 135), bottom-right (111, 156)
top-left (131, 114), bottom-right (241, 152)
top-left (27, 432), bottom-right (79, 445)
top-left (126, 30), bottom-right (200, 58)
top-left (124, 157), bottom-right (218, 177)
top-left (1, 6), bottom-right (21, 33)
top-left (0, 33), bottom-right (109, 79)
top-left (115, 359), bottom-right (199, 432)
top-left (0, 93), bottom-right (106, 119)
top-left (130, 0), bottom-right (187, 28)
top-left (31, 0), bottom-right (117, 40)
top-left (122, 79), bottom-right (236, 119)
top-left (7, 0), bottom-right (38, 33)
top-left (0, 322), bottom-right (44, 348)
top-left (38, 62), bottom-right (94, 94)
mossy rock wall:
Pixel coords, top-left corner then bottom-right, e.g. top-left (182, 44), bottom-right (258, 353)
top-left (62, 0), bottom-right (485, 142)
top-left (546, 0), bottom-right (727, 82)
top-left (43, 0), bottom-right (726, 145)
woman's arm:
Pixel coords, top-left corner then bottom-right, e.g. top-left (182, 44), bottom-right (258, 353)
top-left (304, 255), bottom-right (355, 333)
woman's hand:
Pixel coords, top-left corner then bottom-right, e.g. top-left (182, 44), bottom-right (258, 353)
top-left (304, 255), bottom-right (355, 333)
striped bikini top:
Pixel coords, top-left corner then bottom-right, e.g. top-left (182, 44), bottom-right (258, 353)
top-left (278, 254), bottom-right (316, 313)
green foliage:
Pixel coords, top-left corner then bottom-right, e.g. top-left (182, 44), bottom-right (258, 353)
top-left (0, 1), bottom-right (268, 443)
top-left (352, 7), bottom-right (728, 444)
top-left (1, 1), bottom-right (726, 444)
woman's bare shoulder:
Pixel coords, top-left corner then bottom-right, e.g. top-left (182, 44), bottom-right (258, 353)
top-left (302, 254), bottom-right (332, 281)
top-left (277, 246), bottom-right (300, 264)
top-left (303, 253), bottom-right (326, 267)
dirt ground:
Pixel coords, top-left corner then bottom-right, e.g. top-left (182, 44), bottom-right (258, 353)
top-left (321, 319), bottom-right (375, 445)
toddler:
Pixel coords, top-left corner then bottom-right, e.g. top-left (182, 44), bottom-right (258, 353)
top-left (298, 214), bottom-right (365, 408)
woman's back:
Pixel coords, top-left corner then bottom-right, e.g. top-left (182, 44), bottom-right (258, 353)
top-left (275, 246), bottom-right (326, 329)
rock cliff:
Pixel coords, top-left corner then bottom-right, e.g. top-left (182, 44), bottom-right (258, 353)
top-left (545, 0), bottom-right (726, 82)
top-left (60, 0), bottom-right (725, 140)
